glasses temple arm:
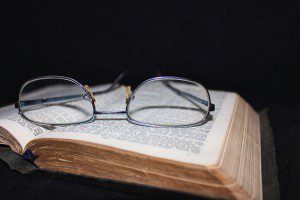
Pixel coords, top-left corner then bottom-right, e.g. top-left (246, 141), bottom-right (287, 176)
top-left (93, 71), bottom-right (127, 95)
top-left (163, 82), bottom-right (215, 111)
top-left (16, 72), bottom-right (129, 109)
top-left (16, 94), bottom-right (84, 108)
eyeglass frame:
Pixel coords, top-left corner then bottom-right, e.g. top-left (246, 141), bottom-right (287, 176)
top-left (15, 75), bottom-right (215, 128)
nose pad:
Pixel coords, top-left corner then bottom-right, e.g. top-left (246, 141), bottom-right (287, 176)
top-left (126, 86), bottom-right (132, 104)
top-left (84, 85), bottom-right (96, 107)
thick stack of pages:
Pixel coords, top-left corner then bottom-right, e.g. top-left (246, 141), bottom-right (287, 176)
top-left (0, 84), bottom-right (262, 199)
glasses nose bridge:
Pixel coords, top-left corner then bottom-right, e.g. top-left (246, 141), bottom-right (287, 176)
top-left (91, 85), bottom-right (132, 116)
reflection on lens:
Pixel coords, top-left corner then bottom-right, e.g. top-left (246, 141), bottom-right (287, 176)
top-left (127, 79), bottom-right (210, 127)
top-left (19, 78), bottom-right (94, 125)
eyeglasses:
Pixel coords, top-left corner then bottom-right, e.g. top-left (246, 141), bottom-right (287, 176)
top-left (15, 74), bottom-right (215, 128)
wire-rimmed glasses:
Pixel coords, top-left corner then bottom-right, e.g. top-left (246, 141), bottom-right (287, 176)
top-left (15, 74), bottom-right (215, 128)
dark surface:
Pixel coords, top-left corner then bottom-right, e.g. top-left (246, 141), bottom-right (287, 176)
top-left (1, 1), bottom-right (299, 199)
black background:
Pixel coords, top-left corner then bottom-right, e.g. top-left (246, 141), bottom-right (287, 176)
top-left (1, 1), bottom-right (299, 199)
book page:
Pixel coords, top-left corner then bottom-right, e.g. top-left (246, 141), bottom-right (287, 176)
top-left (38, 84), bottom-right (237, 165)
top-left (0, 84), bottom-right (114, 149)
top-left (0, 83), bottom-right (237, 165)
top-left (0, 105), bottom-right (50, 149)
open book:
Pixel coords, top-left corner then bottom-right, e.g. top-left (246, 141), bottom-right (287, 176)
top-left (0, 84), bottom-right (262, 199)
